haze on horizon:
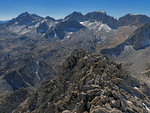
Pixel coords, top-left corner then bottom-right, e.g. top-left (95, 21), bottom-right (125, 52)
top-left (0, 0), bottom-right (150, 21)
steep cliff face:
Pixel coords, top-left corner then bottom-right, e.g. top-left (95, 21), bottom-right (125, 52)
top-left (7, 50), bottom-right (150, 113)
top-left (84, 11), bottom-right (118, 29)
top-left (36, 21), bottom-right (49, 34)
top-left (44, 19), bottom-right (85, 40)
top-left (64, 11), bottom-right (118, 29)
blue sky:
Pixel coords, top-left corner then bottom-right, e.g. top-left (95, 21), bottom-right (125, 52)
top-left (0, 0), bottom-right (150, 20)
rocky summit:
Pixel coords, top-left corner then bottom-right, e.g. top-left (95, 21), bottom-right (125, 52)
top-left (4, 50), bottom-right (150, 113)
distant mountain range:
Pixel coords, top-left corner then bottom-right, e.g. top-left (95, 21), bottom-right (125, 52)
top-left (0, 10), bottom-right (150, 113)
top-left (2, 11), bottom-right (149, 40)
top-left (0, 20), bottom-right (9, 24)
top-left (0, 11), bottom-right (150, 94)
top-left (0, 11), bottom-right (149, 94)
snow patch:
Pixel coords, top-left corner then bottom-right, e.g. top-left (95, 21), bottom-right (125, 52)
top-left (35, 61), bottom-right (41, 81)
top-left (134, 86), bottom-right (138, 90)
top-left (124, 45), bottom-right (134, 51)
top-left (97, 41), bottom-right (101, 44)
top-left (80, 21), bottom-right (111, 32)
top-left (101, 94), bottom-right (106, 97)
top-left (133, 84), bottom-right (138, 90)
top-left (64, 32), bottom-right (73, 39)
top-left (98, 24), bottom-right (111, 31)
top-left (41, 20), bottom-right (45, 24)
top-left (111, 99), bottom-right (115, 104)
top-left (83, 56), bottom-right (88, 59)
top-left (68, 32), bottom-right (73, 35)
top-left (15, 22), bottom-right (18, 24)
top-left (35, 22), bottom-right (40, 28)
top-left (127, 101), bottom-right (133, 104)
top-left (142, 103), bottom-right (150, 111)
top-left (20, 28), bottom-right (31, 34)
top-left (129, 13), bottom-right (138, 16)
top-left (8, 25), bottom-right (25, 33)
top-left (95, 11), bottom-right (106, 14)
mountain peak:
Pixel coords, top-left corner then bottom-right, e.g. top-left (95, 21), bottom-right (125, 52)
top-left (18, 12), bottom-right (42, 20)
top-left (44, 19), bottom-right (85, 39)
top-left (85, 11), bottom-right (118, 29)
top-left (71, 11), bottom-right (82, 14)
top-left (18, 12), bottom-right (31, 17)
top-left (7, 12), bottom-right (43, 26)
top-left (94, 10), bottom-right (106, 14)
top-left (45, 16), bottom-right (55, 21)
top-left (86, 10), bottom-right (107, 15)
top-left (64, 11), bottom-right (84, 22)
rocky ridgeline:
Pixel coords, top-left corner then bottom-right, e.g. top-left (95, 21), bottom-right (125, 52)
top-left (2, 50), bottom-right (150, 113)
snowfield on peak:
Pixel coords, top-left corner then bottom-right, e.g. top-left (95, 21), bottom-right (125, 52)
top-left (80, 21), bottom-right (111, 32)
top-left (95, 10), bottom-right (106, 13)
top-left (129, 13), bottom-right (139, 16)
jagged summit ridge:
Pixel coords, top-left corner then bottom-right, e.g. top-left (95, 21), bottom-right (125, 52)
top-left (6, 12), bottom-right (43, 26)
top-left (7, 50), bottom-right (150, 113)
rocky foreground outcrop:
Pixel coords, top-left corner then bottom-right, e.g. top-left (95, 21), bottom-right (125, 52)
top-left (3, 50), bottom-right (150, 113)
